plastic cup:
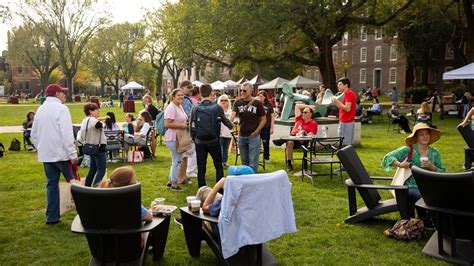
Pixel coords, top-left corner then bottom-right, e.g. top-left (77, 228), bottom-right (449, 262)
top-left (190, 200), bottom-right (201, 214)
top-left (187, 196), bottom-right (198, 209)
top-left (154, 198), bottom-right (165, 206)
top-left (420, 157), bottom-right (428, 162)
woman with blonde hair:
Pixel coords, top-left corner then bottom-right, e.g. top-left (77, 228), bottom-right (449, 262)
top-left (416, 102), bottom-right (433, 126)
top-left (100, 166), bottom-right (152, 222)
top-left (218, 94), bottom-right (233, 167)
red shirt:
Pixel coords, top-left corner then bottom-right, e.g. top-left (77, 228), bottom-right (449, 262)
top-left (339, 88), bottom-right (357, 123)
top-left (290, 115), bottom-right (318, 136)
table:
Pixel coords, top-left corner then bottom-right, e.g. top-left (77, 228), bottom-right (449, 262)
top-left (279, 135), bottom-right (316, 142)
top-left (10, 97), bottom-right (19, 104)
top-left (124, 100), bottom-right (135, 112)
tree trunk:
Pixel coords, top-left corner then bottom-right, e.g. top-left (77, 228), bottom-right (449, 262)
top-left (318, 40), bottom-right (337, 93)
top-left (65, 76), bottom-right (73, 102)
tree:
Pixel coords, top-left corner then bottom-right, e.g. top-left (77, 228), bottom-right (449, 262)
top-left (18, 0), bottom-right (109, 101)
top-left (161, 1), bottom-right (414, 90)
top-left (84, 22), bottom-right (146, 94)
top-left (166, 59), bottom-right (184, 89)
top-left (8, 23), bottom-right (60, 91)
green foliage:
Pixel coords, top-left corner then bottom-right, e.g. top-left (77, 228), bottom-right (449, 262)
top-left (443, 84), bottom-right (466, 99)
top-left (405, 86), bottom-right (429, 103)
top-left (0, 110), bottom-right (463, 264)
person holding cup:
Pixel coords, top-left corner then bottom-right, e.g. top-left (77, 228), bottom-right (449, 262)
top-left (381, 123), bottom-right (445, 227)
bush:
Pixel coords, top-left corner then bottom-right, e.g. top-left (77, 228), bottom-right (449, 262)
top-left (443, 84), bottom-right (466, 100)
top-left (405, 86), bottom-right (428, 104)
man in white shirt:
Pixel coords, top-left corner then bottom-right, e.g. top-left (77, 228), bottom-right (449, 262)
top-left (31, 84), bottom-right (78, 225)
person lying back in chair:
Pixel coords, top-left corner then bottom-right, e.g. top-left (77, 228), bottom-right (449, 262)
top-left (99, 166), bottom-right (152, 223)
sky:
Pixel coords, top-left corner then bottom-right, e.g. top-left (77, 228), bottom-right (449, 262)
top-left (0, 0), bottom-right (166, 52)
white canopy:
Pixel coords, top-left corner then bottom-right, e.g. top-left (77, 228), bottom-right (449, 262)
top-left (120, 81), bottom-right (144, 90)
top-left (210, 80), bottom-right (224, 90)
top-left (192, 80), bottom-right (203, 87)
top-left (288, 75), bottom-right (320, 88)
top-left (214, 80), bottom-right (238, 90)
top-left (258, 77), bottom-right (290, 89)
top-left (443, 63), bottom-right (474, 80)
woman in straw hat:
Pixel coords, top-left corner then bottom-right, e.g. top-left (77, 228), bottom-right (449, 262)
top-left (381, 123), bottom-right (445, 225)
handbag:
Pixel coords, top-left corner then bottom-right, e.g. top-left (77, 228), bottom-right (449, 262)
top-left (390, 145), bottom-right (413, 196)
top-left (59, 163), bottom-right (83, 215)
top-left (176, 129), bottom-right (192, 154)
top-left (82, 118), bottom-right (101, 156)
top-left (127, 145), bottom-right (144, 163)
top-left (384, 218), bottom-right (424, 240)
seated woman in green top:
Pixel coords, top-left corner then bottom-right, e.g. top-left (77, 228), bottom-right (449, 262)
top-left (381, 123), bottom-right (445, 226)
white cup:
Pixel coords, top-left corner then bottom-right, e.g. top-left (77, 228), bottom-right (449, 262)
top-left (154, 198), bottom-right (165, 206)
top-left (420, 157), bottom-right (428, 162)
top-left (186, 196), bottom-right (198, 209)
top-left (190, 200), bottom-right (201, 214)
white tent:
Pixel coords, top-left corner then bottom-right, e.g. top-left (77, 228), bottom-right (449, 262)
top-left (192, 80), bottom-right (203, 87)
top-left (443, 63), bottom-right (474, 80)
top-left (120, 81), bottom-right (144, 95)
top-left (210, 80), bottom-right (224, 90)
top-left (215, 80), bottom-right (238, 90)
top-left (288, 75), bottom-right (320, 88)
top-left (258, 77), bottom-right (290, 89)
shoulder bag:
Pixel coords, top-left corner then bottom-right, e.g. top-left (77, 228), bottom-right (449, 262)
top-left (82, 118), bottom-right (101, 156)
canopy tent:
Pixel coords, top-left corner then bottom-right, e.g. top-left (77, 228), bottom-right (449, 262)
top-left (192, 80), bottom-right (203, 87)
top-left (120, 81), bottom-right (144, 95)
top-left (214, 80), bottom-right (238, 90)
top-left (442, 63), bottom-right (474, 80)
top-left (210, 80), bottom-right (224, 90)
top-left (236, 77), bottom-right (248, 84)
top-left (258, 77), bottom-right (290, 89)
top-left (248, 75), bottom-right (268, 86)
top-left (288, 75), bottom-right (320, 88)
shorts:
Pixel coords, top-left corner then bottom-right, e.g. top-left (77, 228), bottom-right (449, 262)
top-left (338, 122), bottom-right (354, 145)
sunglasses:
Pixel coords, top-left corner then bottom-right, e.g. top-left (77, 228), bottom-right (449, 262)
top-left (221, 99), bottom-right (229, 102)
top-left (240, 90), bottom-right (247, 93)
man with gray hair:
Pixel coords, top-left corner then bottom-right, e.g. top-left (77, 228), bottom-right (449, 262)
top-left (230, 82), bottom-right (266, 173)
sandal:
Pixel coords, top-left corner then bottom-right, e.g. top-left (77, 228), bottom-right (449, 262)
top-left (179, 179), bottom-right (193, 185)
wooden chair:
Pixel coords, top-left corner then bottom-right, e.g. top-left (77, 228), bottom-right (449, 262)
top-left (412, 166), bottom-right (474, 265)
top-left (301, 137), bottom-right (343, 184)
top-left (70, 183), bottom-right (170, 265)
top-left (336, 145), bottom-right (411, 224)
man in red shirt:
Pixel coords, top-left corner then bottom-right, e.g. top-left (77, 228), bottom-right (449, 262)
top-left (332, 77), bottom-right (356, 146)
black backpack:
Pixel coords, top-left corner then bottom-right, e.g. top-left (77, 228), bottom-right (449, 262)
top-left (0, 142), bottom-right (4, 157)
top-left (8, 138), bottom-right (21, 151)
top-left (192, 104), bottom-right (220, 140)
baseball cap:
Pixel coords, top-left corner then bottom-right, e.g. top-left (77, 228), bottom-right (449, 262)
top-left (45, 84), bottom-right (68, 96)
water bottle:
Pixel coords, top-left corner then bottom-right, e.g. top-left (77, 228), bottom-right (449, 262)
top-left (322, 126), bottom-right (328, 138)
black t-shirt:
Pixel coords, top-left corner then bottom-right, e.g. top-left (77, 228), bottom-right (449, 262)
top-left (232, 99), bottom-right (265, 136)
top-left (262, 102), bottom-right (274, 128)
top-left (147, 104), bottom-right (160, 120)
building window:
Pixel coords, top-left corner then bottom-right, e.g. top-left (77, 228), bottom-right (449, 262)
top-left (342, 32), bottom-right (349, 45)
top-left (17, 66), bottom-right (23, 75)
top-left (342, 50), bottom-right (348, 60)
top-left (360, 47), bottom-right (367, 62)
top-left (375, 29), bottom-right (383, 39)
top-left (445, 43), bottom-right (454, 59)
top-left (333, 51), bottom-right (338, 62)
top-left (414, 68), bottom-right (423, 84)
top-left (444, 67), bottom-right (453, 84)
top-left (428, 68), bottom-right (437, 84)
top-left (374, 46), bottom-right (382, 62)
top-left (390, 45), bottom-right (397, 61)
top-left (360, 26), bottom-right (367, 41)
top-left (389, 68), bottom-right (397, 84)
top-left (360, 68), bottom-right (366, 83)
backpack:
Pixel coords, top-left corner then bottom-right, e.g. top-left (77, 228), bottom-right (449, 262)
top-left (0, 142), bottom-right (4, 157)
top-left (8, 138), bottom-right (21, 151)
top-left (155, 112), bottom-right (167, 136)
top-left (192, 104), bottom-right (220, 140)
top-left (384, 218), bottom-right (424, 241)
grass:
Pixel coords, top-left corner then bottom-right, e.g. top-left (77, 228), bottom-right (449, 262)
top-left (0, 108), bottom-right (463, 265)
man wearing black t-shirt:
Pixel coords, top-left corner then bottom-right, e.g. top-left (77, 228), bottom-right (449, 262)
top-left (230, 82), bottom-right (266, 173)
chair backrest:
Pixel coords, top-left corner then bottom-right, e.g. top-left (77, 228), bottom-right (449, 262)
top-left (457, 125), bottom-right (474, 148)
top-left (411, 166), bottom-right (474, 212)
top-left (336, 145), bottom-right (382, 209)
top-left (415, 113), bottom-right (432, 125)
top-left (311, 137), bottom-right (343, 157)
top-left (104, 130), bottom-right (122, 150)
top-left (72, 125), bottom-right (81, 140)
top-left (71, 183), bottom-right (143, 262)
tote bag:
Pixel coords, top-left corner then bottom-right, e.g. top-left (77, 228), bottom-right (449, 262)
top-left (59, 163), bottom-right (83, 215)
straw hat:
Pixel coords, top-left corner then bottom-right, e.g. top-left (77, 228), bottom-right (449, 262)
top-left (405, 123), bottom-right (441, 146)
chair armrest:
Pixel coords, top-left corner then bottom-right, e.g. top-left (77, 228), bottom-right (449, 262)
top-left (71, 215), bottom-right (168, 235)
top-left (345, 179), bottom-right (408, 190)
top-left (415, 199), bottom-right (474, 217)
top-left (301, 145), bottom-right (310, 152)
top-left (179, 207), bottom-right (218, 223)
top-left (370, 176), bottom-right (393, 181)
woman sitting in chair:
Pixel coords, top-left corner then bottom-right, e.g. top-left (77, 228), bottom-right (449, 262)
top-left (415, 102), bottom-right (433, 127)
top-left (381, 123), bottom-right (445, 227)
top-left (100, 166), bottom-right (152, 222)
top-left (22, 111), bottom-right (36, 151)
top-left (389, 103), bottom-right (412, 133)
top-left (124, 111), bottom-right (152, 150)
top-left (366, 98), bottom-right (381, 124)
top-left (285, 103), bottom-right (318, 171)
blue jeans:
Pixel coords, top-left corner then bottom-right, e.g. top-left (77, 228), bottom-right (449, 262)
top-left (238, 135), bottom-right (260, 173)
top-left (408, 187), bottom-right (428, 222)
top-left (220, 137), bottom-right (231, 164)
top-left (85, 151), bottom-right (107, 187)
top-left (43, 161), bottom-right (73, 223)
top-left (165, 141), bottom-right (183, 183)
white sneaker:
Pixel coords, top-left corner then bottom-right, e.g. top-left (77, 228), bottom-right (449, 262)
top-left (186, 171), bottom-right (198, 178)
top-left (265, 159), bottom-right (271, 164)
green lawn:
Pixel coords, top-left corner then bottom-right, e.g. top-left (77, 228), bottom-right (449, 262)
top-left (0, 111), bottom-right (463, 265)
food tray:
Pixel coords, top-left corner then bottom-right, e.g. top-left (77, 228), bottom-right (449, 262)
top-left (151, 205), bottom-right (177, 216)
